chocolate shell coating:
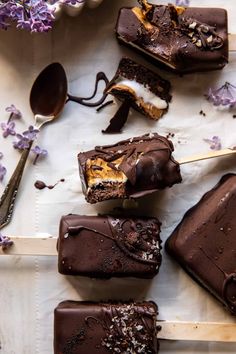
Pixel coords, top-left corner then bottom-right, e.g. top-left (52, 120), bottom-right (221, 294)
top-left (116, 5), bottom-right (228, 74)
top-left (54, 300), bottom-right (159, 354)
top-left (58, 214), bottom-right (162, 278)
top-left (166, 174), bottom-right (236, 315)
top-left (78, 133), bottom-right (182, 204)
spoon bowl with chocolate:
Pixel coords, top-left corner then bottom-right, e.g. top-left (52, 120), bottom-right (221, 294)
top-left (0, 63), bottom-right (68, 229)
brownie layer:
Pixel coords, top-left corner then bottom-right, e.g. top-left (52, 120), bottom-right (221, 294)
top-left (105, 57), bottom-right (171, 120)
top-left (78, 133), bottom-right (182, 203)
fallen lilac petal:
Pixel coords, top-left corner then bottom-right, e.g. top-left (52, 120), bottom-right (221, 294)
top-left (203, 136), bottom-right (222, 151)
top-left (13, 134), bottom-right (31, 150)
top-left (0, 232), bottom-right (13, 250)
top-left (22, 125), bottom-right (39, 141)
top-left (1, 120), bottom-right (16, 138)
top-left (5, 104), bottom-right (22, 119)
top-left (205, 82), bottom-right (236, 108)
top-left (31, 145), bottom-right (48, 157)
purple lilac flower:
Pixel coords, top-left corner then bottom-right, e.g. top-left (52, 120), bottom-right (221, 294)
top-left (1, 121), bottom-right (16, 138)
top-left (13, 126), bottom-right (39, 150)
top-left (175, 0), bottom-right (190, 6)
top-left (203, 136), bottom-right (222, 151)
top-left (0, 163), bottom-right (6, 181)
top-left (5, 104), bottom-right (22, 120)
top-left (0, 232), bottom-right (13, 250)
top-left (0, 0), bottom-right (55, 33)
top-left (13, 134), bottom-right (31, 150)
top-left (205, 82), bottom-right (236, 108)
top-left (22, 125), bottom-right (39, 141)
top-left (31, 145), bottom-right (48, 164)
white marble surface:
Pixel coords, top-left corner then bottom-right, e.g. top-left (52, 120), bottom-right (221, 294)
top-left (0, 0), bottom-right (236, 353)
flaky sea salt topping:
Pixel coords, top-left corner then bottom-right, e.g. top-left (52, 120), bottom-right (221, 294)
top-left (102, 304), bottom-right (155, 353)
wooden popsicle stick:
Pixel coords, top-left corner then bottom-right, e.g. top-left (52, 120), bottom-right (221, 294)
top-left (157, 320), bottom-right (236, 342)
top-left (0, 236), bottom-right (58, 256)
top-left (1, 236), bottom-right (236, 343)
top-left (178, 148), bottom-right (236, 165)
top-left (229, 34), bottom-right (236, 51)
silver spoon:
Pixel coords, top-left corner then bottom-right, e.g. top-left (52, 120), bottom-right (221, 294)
top-left (0, 63), bottom-right (67, 229)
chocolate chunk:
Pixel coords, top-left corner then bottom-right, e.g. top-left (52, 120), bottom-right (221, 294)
top-left (105, 57), bottom-right (171, 121)
top-left (166, 174), bottom-right (236, 315)
top-left (116, 4), bottom-right (228, 74)
top-left (54, 301), bottom-right (159, 354)
top-left (78, 133), bottom-right (182, 203)
top-left (58, 214), bottom-right (162, 278)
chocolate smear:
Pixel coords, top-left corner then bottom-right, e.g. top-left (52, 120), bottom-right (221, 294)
top-left (34, 179), bottom-right (65, 190)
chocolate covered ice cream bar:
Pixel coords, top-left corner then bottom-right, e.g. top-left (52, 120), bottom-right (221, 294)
top-left (116, 2), bottom-right (228, 74)
top-left (78, 133), bottom-right (182, 203)
top-left (54, 300), bottom-right (159, 354)
top-left (58, 214), bottom-right (162, 278)
top-left (105, 57), bottom-right (171, 120)
top-left (166, 174), bottom-right (236, 315)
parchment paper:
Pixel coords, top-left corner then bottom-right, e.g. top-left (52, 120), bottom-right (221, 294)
top-left (0, 1), bottom-right (235, 353)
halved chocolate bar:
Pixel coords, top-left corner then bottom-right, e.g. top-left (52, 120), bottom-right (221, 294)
top-left (54, 301), bottom-right (159, 354)
top-left (78, 133), bottom-right (182, 203)
top-left (116, 2), bottom-right (228, 74)
top-left (58, 214), bottom-right (162, 278)
top-left (105, 57), bottom-right (171, 120)
top-left (166, 174), bottom-right (236, 315)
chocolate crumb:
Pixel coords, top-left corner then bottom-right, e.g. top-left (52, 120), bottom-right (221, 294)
top-left (199, 110), bottom-right (206, 117)
top-left (233, 115), bottom-right (236, 119)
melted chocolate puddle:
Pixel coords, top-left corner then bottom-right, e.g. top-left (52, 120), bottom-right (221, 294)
top-left (67, 72), bottom-right (109, 107)
top-left (102, 100), bottom-right (131, 134)
top-left (34, 179), bottom-right (65, 190)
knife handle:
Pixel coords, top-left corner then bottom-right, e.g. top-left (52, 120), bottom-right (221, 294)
top-left (0, 141), bottom-right (33, 229)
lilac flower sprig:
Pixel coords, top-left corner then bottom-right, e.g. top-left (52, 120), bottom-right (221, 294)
top-left (31, 145), bottom-right (48, 165)
top-left (205, 82), bottom-right (236, 108)
top-left (13, 125), bottom-right (39, 150)
top-left (0, 232), bottom-right (13, 251)
top-left (203, 136), bottom-right (222, 151)
top-left (0, 0), bottom-right (84, 32)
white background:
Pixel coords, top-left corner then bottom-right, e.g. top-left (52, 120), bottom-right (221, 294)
top-left (0, 0), bottom-right (236, 353)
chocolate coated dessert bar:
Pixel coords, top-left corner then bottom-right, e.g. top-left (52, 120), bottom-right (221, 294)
top-left (166, 174), bottom-right (236, 315)
top-left (58, 214), bottom-right (162, 278)
top-left (116, 2), bottom-right (228, 74)
top-left (105, 57), bottom-right (171, 120)
top-left (78, 133), bottom-right (182, 203)
top-left (54, 301), bottom-right (159, 354)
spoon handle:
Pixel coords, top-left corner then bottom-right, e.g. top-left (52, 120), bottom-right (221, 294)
top-left (0, 141), bottom-right (33, 229)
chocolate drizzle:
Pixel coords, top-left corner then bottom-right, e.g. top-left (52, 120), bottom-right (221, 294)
top-left (34, 179), bottom-right (64, 190)
top-left (67, 72), bottom-right (109, 107)
top-left (78, 133), bottom-right (182, 203)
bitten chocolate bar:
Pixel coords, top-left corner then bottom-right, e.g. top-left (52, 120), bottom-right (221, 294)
top-left (116, 1), bottom-right (228, 74)
top-left (166, 174), bottom-right (236, 315)
top-left (58, 214), bottom-right (162, 278)
top-left (105, 57), bottom-right (171, 120)
top-left (54, 301), bottom-right (159, 354)
top-left (78, 133), bottom-right (182, 203)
